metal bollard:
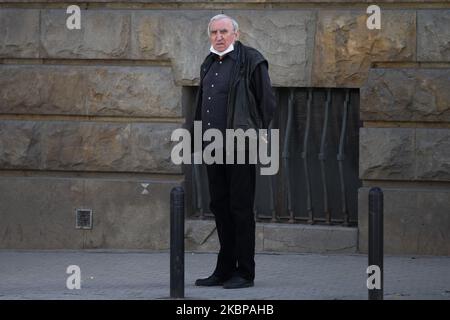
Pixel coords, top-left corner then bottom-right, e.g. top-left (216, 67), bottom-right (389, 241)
top-left (368, 187), bottom-right (383, 300)
top-left (170, 186), bottom-right (185, 298)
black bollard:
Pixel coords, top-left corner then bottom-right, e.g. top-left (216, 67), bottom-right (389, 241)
top-left (170, 186), bottom-right (185, 298)
top-left (368, 187), bottom-right (383, 300)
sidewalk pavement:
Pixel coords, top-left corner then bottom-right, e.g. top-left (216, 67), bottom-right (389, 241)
top-left (0, 250), bottom-right (449, 300)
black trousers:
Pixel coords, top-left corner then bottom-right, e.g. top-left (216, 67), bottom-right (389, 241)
top-left (205, 151), bottom-right (256, 281)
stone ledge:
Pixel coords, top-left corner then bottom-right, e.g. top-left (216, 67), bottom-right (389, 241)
top-left (186, 219), bottom-right (358, 254)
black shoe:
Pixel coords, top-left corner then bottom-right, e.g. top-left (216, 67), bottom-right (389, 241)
top-left (223, 276), bottom-right (254, 289)
top-left (195, 274), bottom-right (225, 287)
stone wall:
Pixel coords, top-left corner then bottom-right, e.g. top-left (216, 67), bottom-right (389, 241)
top-left (0, 1), bottom-right (449, 254)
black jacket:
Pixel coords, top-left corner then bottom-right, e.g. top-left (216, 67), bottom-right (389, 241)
top-left (190, 41), bottom-right (275, 140)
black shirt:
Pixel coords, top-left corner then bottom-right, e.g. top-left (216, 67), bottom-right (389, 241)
top-left (200, 48), bottom-right (275, 147)
top-left (201, 50), bottom-right (237, 136)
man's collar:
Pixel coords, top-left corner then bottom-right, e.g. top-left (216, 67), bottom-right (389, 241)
top-left (213, 49), bottom-right (237, 61)
top-left (210, 43), bottom-right (237, 61)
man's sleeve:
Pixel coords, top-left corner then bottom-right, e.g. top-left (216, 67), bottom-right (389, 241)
top-left (251, 61), bottom-right (276, 129)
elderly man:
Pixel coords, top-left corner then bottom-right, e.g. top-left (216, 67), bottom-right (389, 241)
top-left (192, 14), bottom-right (276, 289)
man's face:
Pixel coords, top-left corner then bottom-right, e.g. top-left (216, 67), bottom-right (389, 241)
top-left (209, 18), bottom-right (238, 52)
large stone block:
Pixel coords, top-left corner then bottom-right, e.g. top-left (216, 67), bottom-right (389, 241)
top-left (0, 65), bottom-right (87, 115)
top-left (0, 178), bottom-right (84, 249)
top-left (0, 121), bottom-right (43, 169)
top-left (358, 187), bottom-right (450, 255)
top-left (86, 66), bottom-right (181, 117)
top-left (83, 178), bottom-right (180, 249)
top-left (360, 127), bottom-right (415, 180)
top-left (361, 68), bottom-right (450, 122)
top-left (0, 177), bottom-right (181, 249)
top-left (228, 10), bottom-right (316, 87)
top-left (41, 9), bottom-right (131, 59)
top-left (0, 120), bottom-right (181, 174)
top-left (129, 122), bottom-right (180, 173)
top-left (0, 9), bottom-right (40, 58)
top-left (360, 128), bottom-right (450, 181)
top-left (0, 65), bottom-right (181, 117)
top-left (312, 10), bottom-right (416, 87)
top-left (132, 10), bottom-right (315, 86)
top-left (131, 10), bottom-right (213, 85)
top-left (418, 10), bottom-right (450, 61)
top-left (416, 129), bottom-right (450, 181)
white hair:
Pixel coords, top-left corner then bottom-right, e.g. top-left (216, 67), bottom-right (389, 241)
top-left (207, 14), bottom-right (239, 36)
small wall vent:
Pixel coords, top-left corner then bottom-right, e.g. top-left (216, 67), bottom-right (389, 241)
top-left (76, 209), bottom-right (93, 229)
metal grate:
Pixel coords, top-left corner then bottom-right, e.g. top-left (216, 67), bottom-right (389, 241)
top-left (267, 88), bottom-right (361, 226)
top-left (188, 87), bottom-right (361, 227)
top-left (75, 209), bottom-right (93, 229)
